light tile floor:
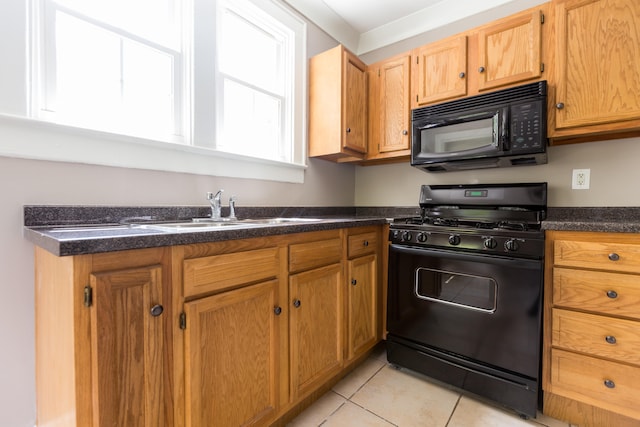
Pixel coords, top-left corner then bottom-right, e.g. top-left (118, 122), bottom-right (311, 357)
top-left (288, 344), bottom-right (573, 427)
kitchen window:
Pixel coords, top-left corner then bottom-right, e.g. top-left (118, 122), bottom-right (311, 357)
top-left (26, 0), bottom-right (307, 182)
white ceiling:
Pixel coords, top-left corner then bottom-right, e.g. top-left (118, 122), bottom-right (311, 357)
top-left (283, 0), bottom-right (548, 55)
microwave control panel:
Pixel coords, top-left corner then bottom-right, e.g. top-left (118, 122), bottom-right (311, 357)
top-left (510, 100), bottom-right (544, 151)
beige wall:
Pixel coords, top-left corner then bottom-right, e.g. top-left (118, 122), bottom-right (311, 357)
top-left (355, 136), bottom-right (640, 207)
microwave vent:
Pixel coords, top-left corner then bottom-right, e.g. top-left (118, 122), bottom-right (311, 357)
top-left (412, 81), bottom-right (547, 121)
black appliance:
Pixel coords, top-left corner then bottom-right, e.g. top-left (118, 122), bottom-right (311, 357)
top-left (411, 81), bottom-right (547, 172)
top-left (386, 182), bottom-right (546, 418)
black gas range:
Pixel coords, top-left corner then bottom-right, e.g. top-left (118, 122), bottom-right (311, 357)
top-left (386, 182), bottom-right (547, 419)
top-left (389, 182), bottom-right (546, 259)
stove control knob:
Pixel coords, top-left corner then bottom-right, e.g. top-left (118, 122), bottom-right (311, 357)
top-left (505, 239), bottom-right (520, 251)
top-left (448, 234), bottom-right (461, 246)
top-left (483, 238), bottom-right (497, 249)
top-left (402, 231), bottom-right (412, 242)
top-left (417, 232), bottom-right (428, 243)
top-left (391, 230), bottom-right (400, 240)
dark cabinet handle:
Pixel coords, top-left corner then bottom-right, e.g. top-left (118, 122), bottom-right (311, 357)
top-left (604, 379), bottom-right (616, 389)
top-left (351, 279), bottom-right (357, 286)
top-left (346, 128), bottom-right (351, 134)
top-left (556, 102), bottom-right (565, 110)
top-left (608, 253), bottom-right (620, 261)
top-left (402, 130), bottom-right (408, 135)
top-left (478, 66), bottom-right (485, 73)
top-left (293, 299), bottom-right (301, 308)
top-left (605, 335), bottom-right (617, 344)
top-left (459, 72), bottom-right (465, 78)
top-left (274, 306), bottom-right (282, 315)
top-left (150, 304), bottom-right (164, 317)
top-left (606, 290), bottom-right (618, 299)
top-left (363, 240), bottom-right (369, 247)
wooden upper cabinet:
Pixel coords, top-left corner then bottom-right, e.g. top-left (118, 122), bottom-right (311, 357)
top-left (412, 35), bottom-right (468, 107)
top-left (344, 52), bottom-right (368, 154)
top-left (476, 9), bottom-right (543, 91)
top-left (367, 54), bottom-right (411, 160)
top-left (552, 0), bottom-right (640, 134)
top-left (309, 45), bottom-right (368, 161)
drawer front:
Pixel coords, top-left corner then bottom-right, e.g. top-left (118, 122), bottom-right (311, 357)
top-left (554, 239), bottom-right (640, 273)
top-left (348, 232), bottom-right (377, 258)
top-left (550, 348), bottom-right (640, 420)
top-left (553, 267), bottom-right (640, 319)
top-left (289, 238), bottom-right (342, 273)
top-left (183, 247), bottom-right (280, 297)
top-left (552, 309), bottom-right (640, 365)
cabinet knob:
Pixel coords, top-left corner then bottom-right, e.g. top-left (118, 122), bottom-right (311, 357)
top-left (459, 72), bottom-right (465, 78)
top-left (346, 127), bottom-right (351, 134)
top-left (604, 379), bottom-right (616, 389)
top-left (478, 66), bottom-right (485, 73)
top-left (150, 304), bottom-right (164, 317)
top-left (608, 253), bottom-right (620, 261)
top-left (293, 299), bottom-right (301, 308)
top-left (402, 130), bottom-right (408, 135)
top-left (274, 306), bottom-right (282, 315)
top-left (605, 335), bottom-right (617, 344)
top-left (606, 290), bottom-right (618, 299)
top-left (363, 240), bottom-right (369, 247)
top-left (556, 102), bottom-right (565, 110)
top-left (351, 279), bottom-right (357, 286)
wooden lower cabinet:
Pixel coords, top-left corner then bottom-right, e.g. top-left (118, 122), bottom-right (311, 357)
top-left (184, 279), bottom-right (282, 426)
top-left (34, 246), bottom-right (174, 427)
top-left (289, 263), bottom-right (344, 399)
top-left (34, 226), bottom-right (383, 427)
top-left (543, 230), bottom-right (640, 426)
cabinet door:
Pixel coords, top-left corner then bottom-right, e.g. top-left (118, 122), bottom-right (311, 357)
top-left (477, 10), bottom-right (542, 91)
top-left (378, 55), bottom-right (411, 155)
top-left (184, 279), bottom-right (281, 427)
top-left (554, 0), bottom-right (640, 129)
top-left (413, 35), bottom-right (467, 107)
top-left (347, 254), bottom-right (378, 360)
top-left (289, 263), bottom-right (343, 399)
top-left (343, 50), bottom-right (368, 154)
top-left (90, 265), bottom-right (168, 427)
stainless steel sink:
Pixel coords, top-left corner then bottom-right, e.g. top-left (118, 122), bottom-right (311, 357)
top-left (135, 217), bottom-right (324, 233)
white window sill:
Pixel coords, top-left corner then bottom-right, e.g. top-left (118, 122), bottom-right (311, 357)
top-left (0, 114), bottom-right (307, 183)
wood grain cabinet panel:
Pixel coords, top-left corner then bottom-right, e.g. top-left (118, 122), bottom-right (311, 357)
top-left (544, 231), bottom-right (640, 426)
top-left (183, 279), bottom-right (281, 427)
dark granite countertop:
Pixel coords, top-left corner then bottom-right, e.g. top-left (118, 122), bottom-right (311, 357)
top-left (24, 205), bottom-right (416, 256)
top-left (543, 207), bottom-right (640, 233)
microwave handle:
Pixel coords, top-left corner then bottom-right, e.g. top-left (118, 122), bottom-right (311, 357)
top-left (499, 107), bottom-right (510, 151)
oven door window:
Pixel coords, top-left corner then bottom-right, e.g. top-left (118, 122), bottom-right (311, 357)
top-left (414, 267), bottom-right (497, 313)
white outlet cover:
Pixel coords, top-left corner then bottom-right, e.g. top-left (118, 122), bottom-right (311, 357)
top-left (572, 168), bottom-right (590, 190)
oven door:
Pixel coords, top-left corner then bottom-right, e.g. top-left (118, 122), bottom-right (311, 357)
top-left (387, 244), bottom-right (542, 379)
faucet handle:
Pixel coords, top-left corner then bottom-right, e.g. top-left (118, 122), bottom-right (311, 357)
top-left (207, 189), bottom-right (224, 201)
top-left (228, 195), bottom-right (237, 220)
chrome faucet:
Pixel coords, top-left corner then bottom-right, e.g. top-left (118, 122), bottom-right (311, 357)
top-left (207, 190), bottom-right (224, 220)
top-left (207, 190), bottom-right (237, 220)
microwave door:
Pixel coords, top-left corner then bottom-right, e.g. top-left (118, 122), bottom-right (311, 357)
top-left (415, 110), bottom-right (503, 161)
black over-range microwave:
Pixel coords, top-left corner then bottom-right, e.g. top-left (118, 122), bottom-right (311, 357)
top-left (411, 81), bottom-right (548, 172)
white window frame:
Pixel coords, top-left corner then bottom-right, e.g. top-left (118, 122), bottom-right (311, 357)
top-left (18, 0), bottom-right (308, 183)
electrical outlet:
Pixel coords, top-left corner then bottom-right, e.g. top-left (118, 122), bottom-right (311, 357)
top-left (572, 168), bottom-right (590, 190)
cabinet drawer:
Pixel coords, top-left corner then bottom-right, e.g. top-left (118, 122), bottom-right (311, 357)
top-left (183, 247), bottom-right (279, 297)
top-left (348, 232), bottom-right (377, 258)
top-left (289, 238), bottom-right (342, 273)
top-left (552, 309), bottom-right (640, 365)
top-left (553, 267), bottom-right (640, 319)
top-left (554, 239), bottom-right (640, 273)
top-left (550, 348), bottom-right (640, 420)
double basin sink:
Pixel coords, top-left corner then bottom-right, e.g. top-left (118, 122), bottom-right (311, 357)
top-left (136, 217), bottom-right (323, 232)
